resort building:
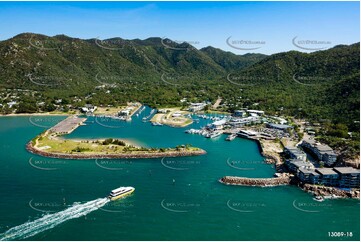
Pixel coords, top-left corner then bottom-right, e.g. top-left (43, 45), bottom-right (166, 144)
top-left (298, 168), bottom-right (320, 184)
top-left (233, 110), bottom-right (246, 117)
top-left (210, 119), bottom-right (227, 130)
top-left (188, 102), bottom-right (207, 112)
top-left (300, 139), bottom-right (337, 166)
top-left (285, 159), bottom-right (314, 173)
top-left (333, 167), bottom-right (360, 188)
top-left (266, 123), bottom-right (292, 131)
top-left (315, 168), bottom-right (339, 187)
top-left (247, 109), bottom-right (264, 116)
top-left (297, 167), bottom-right (360, 188)
top-left (228, 116), bottom-right (261, 127)
top-left (284, 146), bottom-right (307, 162)
top-left (237, 129), bottom-right (258, 138)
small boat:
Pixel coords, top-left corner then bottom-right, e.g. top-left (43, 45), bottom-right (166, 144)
top-left (152, 122), bottom-right (163, 126)
top-left (108, 186), bottom-right (135, 201)
top-left (313, 196), bottom-right (324, 202)
top-left (226, 134), bottom-right (237, 141)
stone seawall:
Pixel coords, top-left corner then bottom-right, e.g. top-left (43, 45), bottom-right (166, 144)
top-left (301, 183), bottom-right (360, 199)
top-left (26, 142), bottom-right (206, 160)
top-left (219, 175), bottom-right (291, 187)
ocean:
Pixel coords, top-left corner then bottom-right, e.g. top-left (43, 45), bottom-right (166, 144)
top-left (0, 107), bottom-right (359, 241)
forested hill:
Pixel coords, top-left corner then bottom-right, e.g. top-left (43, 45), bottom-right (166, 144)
top-left (0, 33), bottom-right (359, 131)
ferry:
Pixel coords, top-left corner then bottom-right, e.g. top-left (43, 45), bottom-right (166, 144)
top-left (108, 186), bottom-right (135, 201)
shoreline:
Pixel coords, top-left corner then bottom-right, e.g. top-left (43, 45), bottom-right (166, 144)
top-left (240, 135), bottom-right (283, 165)
top-left (300, 183), bottom-right (360, 199)
top-left (0, 113), bottom-right (72, 117)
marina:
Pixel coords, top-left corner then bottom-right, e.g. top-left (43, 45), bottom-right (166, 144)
top-left (0, 111), bottom-right (359, 241)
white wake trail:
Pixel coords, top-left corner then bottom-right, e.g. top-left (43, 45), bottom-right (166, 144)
top-left (0, 198), bottom-right (109, 241)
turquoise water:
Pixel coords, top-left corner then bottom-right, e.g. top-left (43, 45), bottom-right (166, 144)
top-left (0, 107), bottom-right (359, 241)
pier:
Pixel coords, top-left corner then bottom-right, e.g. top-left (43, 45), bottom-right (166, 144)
top-left (50, 116), bottom-right (87, 134)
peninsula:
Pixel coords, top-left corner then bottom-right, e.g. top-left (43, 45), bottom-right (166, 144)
top-left (26, 116), bottom-right (206, 159)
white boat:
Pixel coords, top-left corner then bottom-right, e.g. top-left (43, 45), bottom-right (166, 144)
top-left (108, 186), bottom-right (135, 201)
top-left (313, 196), bottom-right (324, 202)
top-left (152, 122), bottom-right (163, 126)
top-left (206, 131), bottom-right (222, 138)
top-left (226, 134), bottom-right (237, 141)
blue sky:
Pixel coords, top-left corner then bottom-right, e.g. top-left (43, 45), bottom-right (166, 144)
top-left (0, 1), bottom-right (359, 54)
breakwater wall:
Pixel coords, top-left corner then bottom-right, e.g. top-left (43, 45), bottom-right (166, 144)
top-left (219, 175), bottom-right (291, 187)
top-left (26, 142), bottom-right (206, 160)
top-left (301, 183), bottom-right (360, 199)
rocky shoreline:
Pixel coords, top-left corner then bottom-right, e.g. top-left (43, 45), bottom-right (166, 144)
top-left (300, 183), bottom-right (360, 199)
top-left (26, 142), bottom-right (206, 160)
top-left (219, 175), bottom-right (291, 187)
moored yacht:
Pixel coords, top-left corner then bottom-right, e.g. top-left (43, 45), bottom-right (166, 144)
top-left (226, 133), bottom-right (237, 141)
top-left (108, 186), bottom-right (135, 201)
top-left (206, 131), bottom-right (222, 138)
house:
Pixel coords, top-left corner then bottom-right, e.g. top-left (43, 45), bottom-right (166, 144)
top-left (7, 101), bottom-right (17, 108)
top-left (301, 139), bottom-right (337, 166)
top-left (285, 159), bottom-right (314, 173)
top-left (333, 167), bottom-right (360, 188)
top-left (284, 146), bottom-right (307, 162)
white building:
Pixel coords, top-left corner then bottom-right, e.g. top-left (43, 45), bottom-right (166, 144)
top-left (188, 102), bottom-right (207, 112)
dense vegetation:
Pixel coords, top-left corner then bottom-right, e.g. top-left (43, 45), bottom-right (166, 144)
top-left (0, 33), bottom-right (359, 144)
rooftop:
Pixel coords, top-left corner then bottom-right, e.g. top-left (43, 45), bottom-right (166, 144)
top-left (316, 168), bottom-right (338, 176)
top-left (267, 123), bottom-right (292, 129)
top-left (288, 159), bottom-right (313, 168)
top-left (333, 167), bottom-right (360, 175)
top-left (285, 146), bottom-right (306, 155)
top-left (298, 168), bottom-right (319, 176)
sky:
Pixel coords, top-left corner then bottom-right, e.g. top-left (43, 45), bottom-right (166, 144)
top-left (0, 1), bottom-right (359, 54)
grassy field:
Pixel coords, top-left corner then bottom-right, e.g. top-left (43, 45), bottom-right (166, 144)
top-left (93, 106), bottom-right (124, 115)
top-left (35, 134), bottom-right (200, 155)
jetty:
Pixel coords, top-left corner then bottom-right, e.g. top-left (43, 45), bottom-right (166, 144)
top-left (50, 116), bottom-right (86, 134)
top-left (219, 175), bottom-right (291, 187)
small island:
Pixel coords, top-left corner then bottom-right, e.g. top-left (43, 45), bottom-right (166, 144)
top-left (26, 116), bottom-right (206, 159)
